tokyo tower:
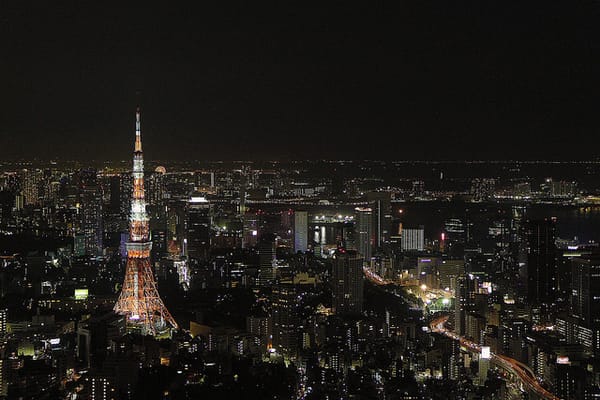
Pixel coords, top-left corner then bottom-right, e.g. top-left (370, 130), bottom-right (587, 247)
top-left (114, 108), bottom-right (178, 336)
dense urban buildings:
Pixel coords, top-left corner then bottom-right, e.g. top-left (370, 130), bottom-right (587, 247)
top-left (4, 145), bottom-right (600, 398)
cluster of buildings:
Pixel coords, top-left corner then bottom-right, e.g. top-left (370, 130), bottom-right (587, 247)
top-left (2, 117), bottom-right (600, 398)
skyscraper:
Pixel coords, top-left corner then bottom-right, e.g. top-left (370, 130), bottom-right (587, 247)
top-left (366, 191), bottom-right (392, 249)
top-left (272, 284), bottom-right (299, 357)
top-left (293, 210), bottom-right (308, 252)
top-left (454, 274), bottom-right (476, 336)
top-left (114, 108), bottom-right (178, 336)
top-left (570, 254), bottom-right (600, 325)
top-left (526, 219), bottom-right (557, 305)
top-left (186, 195), bottom-right (212, 261)
top-left (401, 226), bottom-right (425, 252)
top-left (0, 309), bottom-right (6, 336)
top-left (78, 169), bottom-right (103, 256)
top-left (332, 249), bottom-right (364, 315)
top-left (257, 233), bottom-right (276, 286)
top-left (354, 207), bottom-right (373, 263)
top-left (20, 168), bottom-right (43, 206)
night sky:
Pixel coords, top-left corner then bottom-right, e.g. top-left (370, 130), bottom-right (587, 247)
top-left (2, 2), bottom-right (600, 161)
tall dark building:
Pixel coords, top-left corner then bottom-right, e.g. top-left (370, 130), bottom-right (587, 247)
top-left (354, 207), bottom-right (372, 262)
top-left (454, 274), bottom-right (476, 336)
top-left (186, 195), bottom-right (212, 261)
top-left (151, 229), bottom-right (168, 261)
top-left (108, 175), bottom-right (121, 215)
top-left (526, 219), bottom-right (557, 305)
top-left (257, 233), bottom-right (276, 286)
top-left (332, 249), bottom-right (364, 315)
top-left (78, 169), bottom-right (103, 256)
top-left (272, 284), bottom-right (299, 358)
top-left (571, 254), bottom-right (600, 325)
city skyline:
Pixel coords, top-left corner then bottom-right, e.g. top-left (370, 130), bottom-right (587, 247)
top-left (2, 3), bottom-right (600, 399)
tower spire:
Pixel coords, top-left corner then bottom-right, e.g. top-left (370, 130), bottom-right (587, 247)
top-left (114, 108), bottom-right (178, 336)
top-left (135, 107), bottom-right (142, 153)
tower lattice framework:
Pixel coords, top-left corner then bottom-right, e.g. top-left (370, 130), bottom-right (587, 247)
top-left (114, 108), bottom-right (178, 335)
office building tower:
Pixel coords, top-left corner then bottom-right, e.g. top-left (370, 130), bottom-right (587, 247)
top-left (89, 375), bottom-right (117, 400)
top-left (186, 196), bottom-right (211, 261)
top-left (294, 210), bottom-right (308, 252)
top-left (0, 359), bottom-right (5, 397)
top-left (108, 175), bottom-right (121, 214)
top-left (257, 234), bottom-right (276, 286)
top-left (570, 254), bottom-right (600, 328)
top-left (366, 191), bottom-right (392, 248)
top-left (455, 275), bottom-right (476, 336)
top-left (401, 226), bottom-right (425, 252)
top-left (526, 219), bottom-right (557, 305)
top-left (247, 315), bottom-right (272, 350)
top-left (272, 285), bottom-right (299, 357)
top-left (119, 172), bottom-right (132, 222)
top-left (332, 249), bottom-right (364, 315)
top-left (478, 347), bottom-right (491, 386)
top-left (354, 207), bottom-right (373, 262)
top-left (78, 169), bottom-right (103, 256)
top-left (21, 168), bottom-right (43, 206)
top-left (0, 309), bottom-right (6, 335)
top-left (438, 260), bottom-right (464, 292)
top-left (114, 108), bottom-right (178, 336)
top-left (562, 254), bottom-right (600, 355)
top-left (146, 167), bottom-right (166, 206)
top-left (151, 229), bottom-right (168, 261)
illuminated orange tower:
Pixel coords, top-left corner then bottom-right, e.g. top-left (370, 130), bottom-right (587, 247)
top-left (114, 108), bottom-right (178, 336)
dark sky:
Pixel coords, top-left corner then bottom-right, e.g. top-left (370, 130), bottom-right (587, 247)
top-left (1, 1), bottom-right (600, 161)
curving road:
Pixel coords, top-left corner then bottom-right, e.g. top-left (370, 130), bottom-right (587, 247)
top-left (364, 268), bottom-right (560, 400)
top-left (429, 316), bottom-right (560, 400)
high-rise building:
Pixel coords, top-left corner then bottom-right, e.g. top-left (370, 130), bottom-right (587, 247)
top-left (186, 196), bottom-right (211, 261)
top-left (89, 374), bottom-right (117, 400)
top-left (401, 226), bottom-right (425, 252)
top-left (114, 108), bottom-right (178, 336)
top-left (366, 191), bottom-right (392, 248)
top-left (20, 168), bottom-right (43, 206)
top-left (119, 172), bottom-right (132, 222)
top-left (78, 169), bottom-right (103, 256)
top-left (257, 234), bottom-right (276, 286)
top-left (332, 249), bottom-right (364, 315)
top-left (454, 274), bottom-right (476, 336)
top-left (478, 346), bottom-right (491, 386)
top-left (0, 359), bottom-right (5, 397)
top-left (526, 219), bottom-right (557, 305)
top-left (247, 315), bottom-right (272, 350)
top-left (567, 254), bottom-right (600, 355)
top-left (354, 207), bottom-right (373, 262)
top-left (0, 309), bottom-right (6, 335)
top-left (272, 285), bottom-right (299, 357)
top-left (293, 210), bottom-right (308, 252)
top-left (108, 175), bottom-right (121, 214)
top-left (146, 168), bottom-right (166, 206)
